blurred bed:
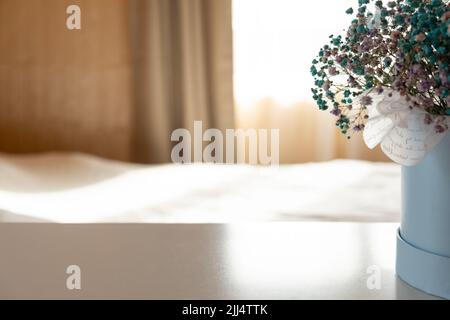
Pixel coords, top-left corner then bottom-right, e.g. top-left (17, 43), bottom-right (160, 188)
top-left (0, 153), bottom-right (400, 223)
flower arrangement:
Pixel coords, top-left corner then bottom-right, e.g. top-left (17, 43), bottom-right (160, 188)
top-left (311, 0), bottom-right (450, 140)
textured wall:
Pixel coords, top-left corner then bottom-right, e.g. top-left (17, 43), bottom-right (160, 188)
top-left (0, 0), bottom-right (133, 161)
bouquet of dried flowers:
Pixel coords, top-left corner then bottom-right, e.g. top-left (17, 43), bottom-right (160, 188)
top-left (311, 0), bottom-right (450, 138)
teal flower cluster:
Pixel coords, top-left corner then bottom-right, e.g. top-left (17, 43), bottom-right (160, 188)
top-left (311, 0), bottom-right (450, 136)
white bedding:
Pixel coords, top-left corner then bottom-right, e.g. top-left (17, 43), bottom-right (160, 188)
top-left (0, 153), bottom-right (401, 223)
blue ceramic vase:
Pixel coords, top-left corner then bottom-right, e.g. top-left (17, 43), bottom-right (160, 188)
top-left (396, 132), bottom-right (450, 299)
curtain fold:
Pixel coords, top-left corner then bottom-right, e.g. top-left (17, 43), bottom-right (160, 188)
top-left (236, 100), bottom-right (389, 164)
top-left (131, 0), bottom-right (235, 163)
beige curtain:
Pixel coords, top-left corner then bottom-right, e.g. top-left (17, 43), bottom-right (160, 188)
top-left (236, 100), bottom-right (389, 164)
top-left (0, 0), bottom-right (134, 161)
top-left (130, 0), bottom-right (235, 163)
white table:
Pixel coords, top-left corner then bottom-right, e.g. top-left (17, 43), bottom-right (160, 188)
top-left (0, 223), bottom-right (439, 299)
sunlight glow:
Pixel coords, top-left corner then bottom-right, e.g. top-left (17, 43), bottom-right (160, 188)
top-left (233, 0), bottom-right (355, 108)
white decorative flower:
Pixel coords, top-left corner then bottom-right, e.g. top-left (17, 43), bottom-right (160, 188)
top-left (362, 89), bottom-right (448, 166)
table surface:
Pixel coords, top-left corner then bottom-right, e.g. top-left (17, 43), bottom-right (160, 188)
top-left (0, 222), bottom-right (439, 300)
